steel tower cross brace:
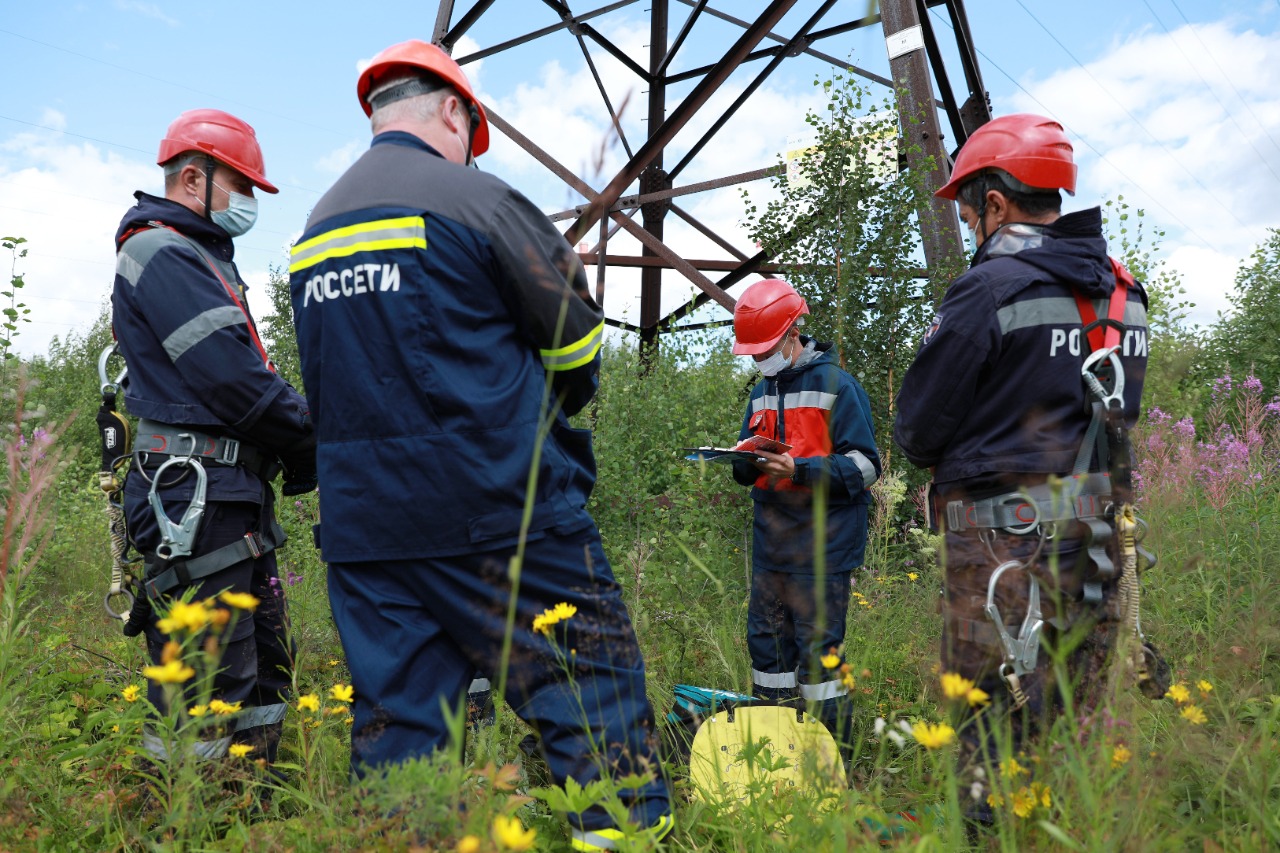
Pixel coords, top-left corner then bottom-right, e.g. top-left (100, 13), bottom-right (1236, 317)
top-left (433, 0), bottom-right (991, 344)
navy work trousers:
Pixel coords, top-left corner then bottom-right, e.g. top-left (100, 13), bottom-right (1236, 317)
top-left (326, 522), bottom-right (670, 832)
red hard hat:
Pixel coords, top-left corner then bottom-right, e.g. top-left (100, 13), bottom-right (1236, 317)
top-left (157, 109), bottom-right (277, 194)
top-left (732, 279), bottom-right (810, 355)
top-left (357, 39), bottom-right (490, 157)
top-left (935, 113), bottom-right (1076, 201)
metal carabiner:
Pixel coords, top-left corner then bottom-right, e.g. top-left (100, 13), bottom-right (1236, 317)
top-left (1081, 346), bottom-right (1125, 409)
top-left (982, 561), bottom-right (1025, 669)
top-left (1012, 577), bottom-right (1044, 676)
top-left (148, 454), bottom-right (207, 560)
top-left (97, 343), bottom-right (128, 395)
top-left (983, 560), bottom-right (1045, 678)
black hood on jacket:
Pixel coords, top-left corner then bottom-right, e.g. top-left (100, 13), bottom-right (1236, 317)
top-left (974, 207), bottom-right (1113, 299)
top-left (115, 191), bottom-right (235, 259)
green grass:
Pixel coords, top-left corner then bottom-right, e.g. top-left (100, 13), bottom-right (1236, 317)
top-left (2, 351), bottom-right (1278, 852)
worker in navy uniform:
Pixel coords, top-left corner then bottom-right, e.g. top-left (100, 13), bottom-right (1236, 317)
top-left (894, 114), bottom-right (1151, 819)
top-left (289, 40), bottom-right (671, 852)
top-left (728, 278), bottom-right (881, 749)
top-left (112, 109), bottom-right (316, 763)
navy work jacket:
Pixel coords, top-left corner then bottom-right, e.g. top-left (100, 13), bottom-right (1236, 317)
top-left (291, 132), bottom-right (605, 562)
top-left (894, 208), bottom-right (1149, 495)
top-left (111, 193), bottom-right (313, 503)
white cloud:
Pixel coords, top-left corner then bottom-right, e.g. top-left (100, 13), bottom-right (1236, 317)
top-left (314, 140), bottom-right (364, 176)
top-left (1008, 20), bottom-right (1280, 326)
top-left (39, 109), bottom-right (67, 132)
top-left (113, 1), bottom-right (179, 27)
top-left (0, 130), bottom-right (157, 357)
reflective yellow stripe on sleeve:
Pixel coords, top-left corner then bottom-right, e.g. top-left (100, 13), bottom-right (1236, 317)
top-left (289, 216), bottom-right (426, 273)
top-left (540, 320), bottom-right (604, 372)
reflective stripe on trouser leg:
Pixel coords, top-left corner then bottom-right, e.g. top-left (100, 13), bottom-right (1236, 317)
top-left (798, 679), bottom-right (846, 701)
top-left (142, 728), bottom-right (233, 761)
top-left (752, 669), bottom-right (798, 690)
top-left (570, 814), bottom-right (675, 851)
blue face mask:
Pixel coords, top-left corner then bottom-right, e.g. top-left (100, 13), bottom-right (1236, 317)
top-left (211, 189), bottom-right (258, 237)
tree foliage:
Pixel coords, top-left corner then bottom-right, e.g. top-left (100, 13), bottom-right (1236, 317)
top-left (741, 74), bottom-right (962, 465)
top-left (1209, 228), bottom-right (1280, 397)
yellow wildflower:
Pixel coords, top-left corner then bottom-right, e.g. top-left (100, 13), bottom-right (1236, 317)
top-left (297, 694), bottom-right (320, 712)
top-left (1198, 679), bottom-right (1213, 698)
top-left (209, 699), bottom-right (242, 715)
top-left (209, 609), bottom-right (231, 628)
top-left (1011, 787), bottom-right (1036, 818)
top-left (1031, 781), bottom-right (1052, 808)
top-left (841, 672), bottom-right (857, 692)
top-left (1111, 744), bottom-right (1132, 768)
top-left (326, 705), bottom-right (351, 716)
top-left (820, 653), bottom-right (841, 670)
top-left (111, 725), bottom-right (120, 733)
top-left (143, 660), bottom-right (195, 684)
top-left (491, 815), bottom-right (536, 851)
top-left (156, 600), bottom-right (211, 634)
top-left (456, 837), bottom-right (481, 853)
top-left (907, 572), bottom-right (919, 581)
top-left (188, 704), bottom-right (208, 718)
top-left (331, 683), bottom-right (355, 703)
top-left (912, 721), bottom-right (955, 749)
top-left (1181, 705), bottom-right (1207, 725)
top-left (941, 672), bottom-right (976, 700)
top-left (121, 685), bottom-right (141, 703)
top-left (328, 659), bottom-right (340, 667)
top-left (986, 792), bottom-right (1004, 808)
top-left (533, 602), bottom-right (578, 635)
top-left (160, 641), bottom-right (182, 664)
top-left (1165, 683), bottom-right (1191, 704)
top-left (1000, 758), bottom-right (1027, 779)
top-left (966, 686), bottom-right (990, 708)
top-left (228, 743), bottom-right (254, 758)
top-left (219, 591), bottom-right (260, 612)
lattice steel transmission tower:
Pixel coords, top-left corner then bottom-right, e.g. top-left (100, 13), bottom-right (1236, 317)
top-left (433, 0), bottom-right (991, 348)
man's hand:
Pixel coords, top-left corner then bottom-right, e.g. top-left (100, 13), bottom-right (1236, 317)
top-left (753, 450), bottom-right (796, 485)
top-left (280, 446), bottom-right (318, 496)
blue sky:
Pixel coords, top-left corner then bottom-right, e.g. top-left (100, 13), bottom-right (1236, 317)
top-left (2, 1), bottom-right (1278, 357)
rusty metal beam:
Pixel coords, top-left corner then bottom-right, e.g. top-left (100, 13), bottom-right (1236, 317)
top-left (657, 0), bottom-right (708, 76)
top-left (578, 254), bottom-right (787, 272)
top-left (433, 0), bottom-right (457, 43)
top-left (610, 212), bottom-right (736, 312)
top-left (670, 203), bottom-right (748, 261)
top-left (564, 0), bottom-right (800, 246)
top-left (881, 0), bottom-right (963, 269)
top-left (440, 0), bottom-right (499, 51)
top-left (671, 0), bottom-right (892, 89)
top-left (454, 0), bottom-right (640, 65)
top-left (669, 0), bottom-right (838, 181)
top-left (548, 165), bottom-right (782, 221)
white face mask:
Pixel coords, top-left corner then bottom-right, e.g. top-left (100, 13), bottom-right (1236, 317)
top-left (756, 339), bottom-right (793, 378)
top-left (211, 189), bottom-right (258, 237)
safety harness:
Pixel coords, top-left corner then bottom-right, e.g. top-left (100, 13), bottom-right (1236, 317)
top-left (943, 258), bottom-right (1165, 706)
top-left (98, 344), bottom-right (138, 625)
top-left (102, 223), bottom-right (287, 635)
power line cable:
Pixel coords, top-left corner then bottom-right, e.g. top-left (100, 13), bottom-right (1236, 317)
top-left (1012, 0), bottom-right (1254, 232)
top-left (1137, 0), bottom-right (1280, 182)
top-left (927, 7), bottom-right (1214, 249)
top-left (1165, 0), bottom-right (1280, 158)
